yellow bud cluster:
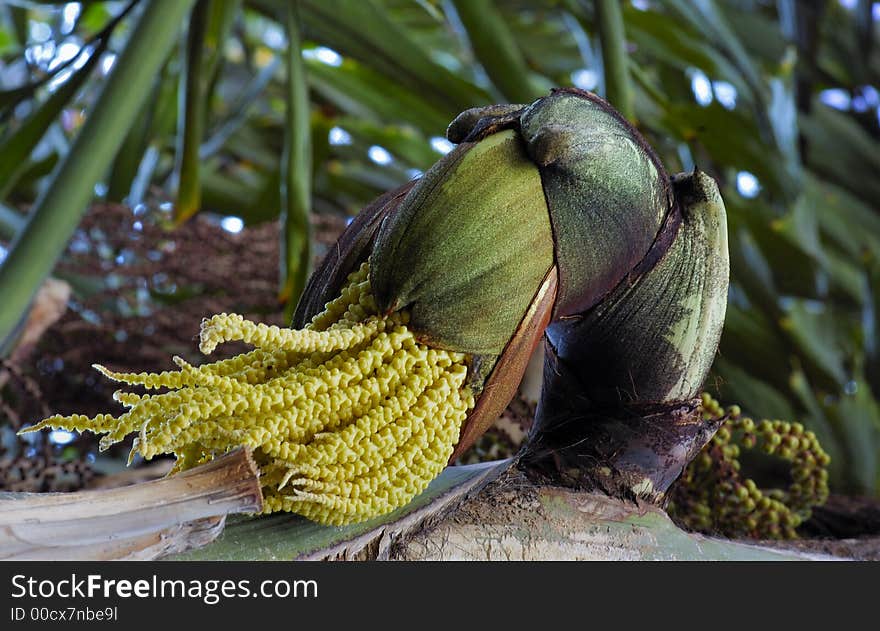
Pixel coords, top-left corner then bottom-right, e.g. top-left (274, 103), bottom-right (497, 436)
top-left (669, 393), bottom-right (830, 540)
top-left (20, 261), bottom-right (475, 526)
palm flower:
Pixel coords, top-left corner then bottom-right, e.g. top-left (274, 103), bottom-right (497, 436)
top-left (22, 88), bottom-right (730, 525)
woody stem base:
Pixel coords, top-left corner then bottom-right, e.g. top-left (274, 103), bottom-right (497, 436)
top-left (520, 348), bottom-right (722, 505)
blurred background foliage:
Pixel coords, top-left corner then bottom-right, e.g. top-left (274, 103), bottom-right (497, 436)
top-left (0, 0), bottom-right (879, 496)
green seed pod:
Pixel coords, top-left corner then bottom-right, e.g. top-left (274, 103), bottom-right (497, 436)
top-left (794, 467), bottom-right (811, 482)
top-left (701, 392), bottom-right (723, 417)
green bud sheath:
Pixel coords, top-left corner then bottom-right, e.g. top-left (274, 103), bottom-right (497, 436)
top-left (441, 89), bottom-right (674, 319)
top-left (371, 130), bottom-right (554, 357)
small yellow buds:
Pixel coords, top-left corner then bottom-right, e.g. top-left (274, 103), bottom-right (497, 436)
top-left (198, 312), bottom-right (385, 356)
top-left (20, 261), bottom-right (475, 526)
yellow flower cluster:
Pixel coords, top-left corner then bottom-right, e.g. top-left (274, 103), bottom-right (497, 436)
top-left (669, 393), bottom-right (830, 539)
top-left (21, 261), bottom-right (475, 526)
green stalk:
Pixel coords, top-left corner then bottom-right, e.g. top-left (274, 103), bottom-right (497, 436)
top-left (0, 203), bottom-right (25, 241)
top-left (203, 0), bottom-right (242, 103)
top-left (107, 72), bottom-right (160, 203)
top-left (279, 1), bottom-right (312, 318)
top-left (0, 0), bottom-right (196, 350)
top-left (173, 0), bottom-right (210, 225)
top-left (450, 0), bottom-right (542, 103)
top-left (594, 0), bottom-right (634, 121)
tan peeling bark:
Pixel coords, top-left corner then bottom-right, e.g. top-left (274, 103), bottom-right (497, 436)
top-left (0, 447), bottom-right (261, 560)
